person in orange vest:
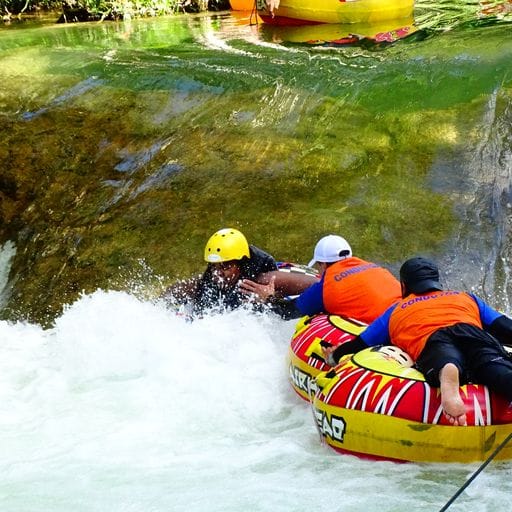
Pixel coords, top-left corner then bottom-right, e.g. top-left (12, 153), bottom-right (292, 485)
top-left (297, 235), bottom-right (401, 322)
top-left (323, 256), bottom-right (512, 426)
top-left (242, 234), bottom-right (401, 322)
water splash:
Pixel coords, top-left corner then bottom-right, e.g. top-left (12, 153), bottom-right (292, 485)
top-left (0, 290), bottom-right (511, 511)
top-left (432, 87), bottom-right (512, 311)
top-left (0, 241), bottom-right (16, 309)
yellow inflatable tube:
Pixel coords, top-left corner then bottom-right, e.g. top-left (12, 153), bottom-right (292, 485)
top-left (313, 402), bottom-right (512, 463)
top-left (312, 347), bottom-right (512, 463)
top-left (257, 0), bottom-right (415, 25)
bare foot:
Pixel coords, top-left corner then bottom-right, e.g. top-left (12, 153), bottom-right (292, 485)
top-left (440, 363), bottom-right (467, 426)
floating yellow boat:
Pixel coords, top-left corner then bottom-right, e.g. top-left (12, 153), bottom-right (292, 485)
top-left (313, 346), bottom-right (512, 463)
top-left (229, 0), bottom-right (256, 10)
top-left (257, 0), bottom-right (415, 25)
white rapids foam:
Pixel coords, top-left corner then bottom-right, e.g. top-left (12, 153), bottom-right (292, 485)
top-left (0, 289), bottom-right (511, 511)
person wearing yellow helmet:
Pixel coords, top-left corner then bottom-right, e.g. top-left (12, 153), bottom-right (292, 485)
top-left (163, 227), bottom-right (278, 315)
top-left (164, 227), bottom-right (319, 317)
top-left (196, 228), bottom-right (278, 312)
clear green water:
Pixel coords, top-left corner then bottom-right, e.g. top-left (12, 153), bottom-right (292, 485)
top-left (0, 1), bottom-right (512, 322)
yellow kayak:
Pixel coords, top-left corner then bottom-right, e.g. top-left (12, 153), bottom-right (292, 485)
top-left (257, 0), bottom-right (415, 25)
top-left (229, 0), bottom-right (256, 10)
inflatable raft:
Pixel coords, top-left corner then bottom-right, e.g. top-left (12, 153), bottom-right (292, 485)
top-left (257, 0), bottom-right (414, 26)
top-left (289, 314), bottom-right (366, 401)
top-left (288, 314), bottom-right (512, 463)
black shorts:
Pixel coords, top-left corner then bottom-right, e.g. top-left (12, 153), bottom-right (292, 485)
top-left (415, 323), bottom-right (511, 387)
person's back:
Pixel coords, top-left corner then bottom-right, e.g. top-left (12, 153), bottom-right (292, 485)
top-left (322, 256), bottom-right (512, 426)
top-left (295, 235), bottom-right (401, 322)
top-left (387, 289), bottom-right (482, 360)
top-left (321, 256), bottom-right (402, 323)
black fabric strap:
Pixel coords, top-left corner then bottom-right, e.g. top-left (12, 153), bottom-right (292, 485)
top-left (331, 336), bottom-right (367, 363)
top-left (487, 315), bottom-right (512, 347)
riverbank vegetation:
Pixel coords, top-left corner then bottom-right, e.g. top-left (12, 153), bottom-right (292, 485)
top-left (1, 0), bottom-right (229, 23)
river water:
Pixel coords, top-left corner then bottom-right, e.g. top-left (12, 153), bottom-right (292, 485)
top-left (1, 1), bottom-right (512, 510)
top-left (1, 262), bottom-right (512, 512)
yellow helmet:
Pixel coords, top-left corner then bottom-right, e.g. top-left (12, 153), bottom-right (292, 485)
top-left (204, 228), bottom-right (250, 263)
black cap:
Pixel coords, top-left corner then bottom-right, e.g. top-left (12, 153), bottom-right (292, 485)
top-left (399, 257), bottom-right (443, 294)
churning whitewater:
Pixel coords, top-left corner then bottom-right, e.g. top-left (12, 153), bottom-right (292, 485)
top-left (1, 288), bottom-right (511, 511)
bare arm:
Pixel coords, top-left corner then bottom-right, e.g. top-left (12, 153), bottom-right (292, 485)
top-left (161, 276), bottom-right (201, 306)
top-left (238, 270), bottom-right (319, 313)
top-left (238, 270), bottom-right (319, 302)
top-left (254, 270), bottom-right (319, 297)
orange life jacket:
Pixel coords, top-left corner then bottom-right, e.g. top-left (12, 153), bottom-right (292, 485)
top-left (388, 290), bottom-right (482, 359)
top-left (322, 257), bottom-right (401, 323)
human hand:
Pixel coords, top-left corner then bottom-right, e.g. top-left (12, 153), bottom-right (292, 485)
top-left (238, 276), bottom-right (276, 302)
top-left (320, 341), bottom-right (338, 367)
